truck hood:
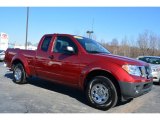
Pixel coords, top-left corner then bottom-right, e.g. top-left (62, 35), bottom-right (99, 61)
top-left (96, 53), bottom-right (148, 66)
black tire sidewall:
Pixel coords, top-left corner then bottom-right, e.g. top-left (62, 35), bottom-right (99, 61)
top-left (13, 63), bottom-right (26, 84)
top-left (86, 76), bottom-right (118, 110)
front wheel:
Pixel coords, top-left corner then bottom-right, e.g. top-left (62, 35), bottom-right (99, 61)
top-left (86, 76), bottom-right (118, 110)
top-left (13, 63), bottom-right (27, 84)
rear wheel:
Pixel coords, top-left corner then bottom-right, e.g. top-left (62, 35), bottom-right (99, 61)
top-left (86, 76), bottom-right (118, 110)
top-left (13, 63), bottom-right (27, 84)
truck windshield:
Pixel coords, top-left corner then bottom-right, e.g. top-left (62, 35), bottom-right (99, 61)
top-left (75, 36), bottom-right (110, 54)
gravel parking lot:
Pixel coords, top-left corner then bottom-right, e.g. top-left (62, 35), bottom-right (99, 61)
top-left (0, 62), bottom-right (160, 113)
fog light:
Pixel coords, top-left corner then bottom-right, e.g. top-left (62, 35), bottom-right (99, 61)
top-left (4, 63), bottom-right (6, 67)
top-left (134, 85), bottom-right (141, 94)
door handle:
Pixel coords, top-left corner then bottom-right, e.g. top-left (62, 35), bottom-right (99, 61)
top-left (48, 55), bottom-right (54, 59)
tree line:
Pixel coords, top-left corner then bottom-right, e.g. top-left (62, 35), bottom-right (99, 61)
top-left (24, 30), bottom-right (160, 58)
top-left (100, 30), bottom-right (160, 58)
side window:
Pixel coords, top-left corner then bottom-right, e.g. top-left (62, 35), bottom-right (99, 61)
top-left (53, 36), bottom-right (77, 53)
top-left (41, 36), bottom-right (52, 52)
top-left (149, 58), bottom-right (160, 64)
top-left (139, 57), bottom-right (148, 63)
top-left (145, 57), bottom-right (150, 63)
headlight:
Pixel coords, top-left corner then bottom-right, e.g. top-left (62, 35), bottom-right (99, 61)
top-left (122, 65), bottom-right (142, 76)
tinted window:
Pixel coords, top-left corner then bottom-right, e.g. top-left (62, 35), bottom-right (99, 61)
top-left (139, 57), bottom-right (160, 64)
top-left (53, 36), bottom-right (77, 53)
top-left (148, 57), bottom-right (160, 64)
top-left (41, 36), bottom-right (52, 52)
top-left (138, 57), bottom-right (147, 62)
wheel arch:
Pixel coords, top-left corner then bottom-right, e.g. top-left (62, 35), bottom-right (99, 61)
top-left (11, 57), bottom-right (31, 77)
top-left (83, 69), bottom-right (121, 101)
top-left (12, 59), bottom-right (23, 69)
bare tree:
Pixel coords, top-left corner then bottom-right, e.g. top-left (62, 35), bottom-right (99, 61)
top-left (149, 33), bottom-right (157, 55)
top-left (137, 30), bottom-right (150, 56)
top-left (120, 36), bottom-right (131, 57)
top-left (110, 38), bottom-right (119, 54)
top-left (157, 36), bottom-right (160, 55)
top-left (128, 36), bottom-right (138, 58)
top-left (98, 30), bottom-right (160, 58)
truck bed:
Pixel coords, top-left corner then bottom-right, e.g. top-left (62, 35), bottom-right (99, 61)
top-left (5, 48), bottom-right (36, 72)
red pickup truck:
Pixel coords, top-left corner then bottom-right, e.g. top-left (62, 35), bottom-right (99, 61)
top-left (4, 34), bottom-right (153, 110)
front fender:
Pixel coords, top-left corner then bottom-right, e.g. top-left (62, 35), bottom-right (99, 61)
top-left (79, 60), bottom-right (127, 90)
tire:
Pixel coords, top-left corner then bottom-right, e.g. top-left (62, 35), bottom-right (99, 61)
top-left (13, 63), bottom-right (27, 84)
top-left (86, 76), bottom-right (118, 110)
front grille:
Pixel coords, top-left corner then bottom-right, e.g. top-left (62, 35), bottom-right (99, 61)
top-left (143, 83), bottom-right (152, 89)
top-left (139, 66), bottom-right (152, 79)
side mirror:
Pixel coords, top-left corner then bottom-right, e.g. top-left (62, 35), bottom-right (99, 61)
top-left (65, 46), bottom-right (76, 54)
top-left (66, 46), bottom-right (74, 52)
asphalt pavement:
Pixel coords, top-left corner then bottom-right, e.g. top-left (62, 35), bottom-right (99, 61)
top-left (0, 62), bottom-right (160, 113)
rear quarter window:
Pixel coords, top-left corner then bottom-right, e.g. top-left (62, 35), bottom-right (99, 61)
top-left (41, 36), bottom-right (52, 52)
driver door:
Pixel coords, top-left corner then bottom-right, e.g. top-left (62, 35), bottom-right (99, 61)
top-left (47, 35), bottom-right (81, 86)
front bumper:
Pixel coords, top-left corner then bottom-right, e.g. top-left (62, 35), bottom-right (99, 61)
top-left (152, 72), bottom-right (160, 82)
top-left (118, 80), bottom-right (153, 100)
top-left (0, 55), bottom-right (5, 61)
